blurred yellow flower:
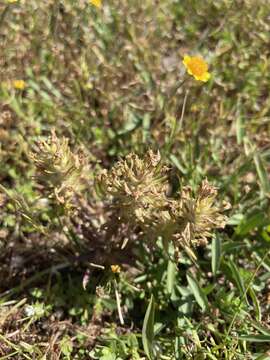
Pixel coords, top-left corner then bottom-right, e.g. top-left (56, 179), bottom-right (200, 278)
top-left (7, 0), bottom-right (18, 3)
top-left (111, 265), bottom-right (121, 273)
top-left (85, 82), bottom-right (93, 90)
top-left (13, 80), bottom-right (26, 90)
top-left (89, 0), bottom-right (101, 8)
top-left (183, 55), bottom-right (210, 82)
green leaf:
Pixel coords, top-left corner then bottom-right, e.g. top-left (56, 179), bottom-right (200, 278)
top-left (117, 111), bottom-right (141, 135)
top-left (236, 212), bottom-right (268, 236)
top-left (142, 295), bottom-right (155, 360)
top-left (211, 234), bottom-right (222, 276)
top-left (187, 273), bottom-right (208, 312)
top-left (60, 336), bottom-right (73, 357)
top-left (239, 334), bottom-right (270, 342)
top-left (253, 153), bottom-right (270, 195)
top-left (169, 154), bottom-right (187, 174)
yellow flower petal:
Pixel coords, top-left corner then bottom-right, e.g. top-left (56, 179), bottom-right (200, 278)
top-left (182, 55), bottom-right (191, 67)
top-left (89, 0), bottom-right (102, 8)
top-left (12, 80), bottom-right (26, 90)
top-left (182, 55), bottom-right (211, 82)
top-left (200, 72), bottom-right (211, 82)
top-left (194, 72), bottom-right (211, 82)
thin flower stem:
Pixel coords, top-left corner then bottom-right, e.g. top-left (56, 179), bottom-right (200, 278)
top-left (170, 77), bottom-right (187, 99)
top-left (114, 280), bottom-right (124, 325)
top-left (164, 89), bottom-right (189, 156)
top-left (164, 77), bottom-right (187, 116)
top-left (179, 90), bottom-right (189, 130)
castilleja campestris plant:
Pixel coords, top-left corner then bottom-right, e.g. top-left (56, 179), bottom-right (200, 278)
top-left (98, 151), bottom-right (226, 258)
top-left (30, 130), bottom-right (88, 211)
top-left (97, 150), bottom-right (169, 230)
top-left (167, 180), bottom-right (226, 259)
top-left (30, 134), bottom-right (226, 259)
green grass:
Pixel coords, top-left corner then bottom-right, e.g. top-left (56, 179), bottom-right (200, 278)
top-left (1, 0), bottom-right (270, 359)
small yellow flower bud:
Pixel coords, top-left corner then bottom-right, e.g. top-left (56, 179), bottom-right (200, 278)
top-left (111, 265), bottom-right (121, 274)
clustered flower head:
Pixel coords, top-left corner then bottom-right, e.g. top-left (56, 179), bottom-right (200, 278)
top-left (98, 151), bottom-right (226, 258)
top-left (97, 150), bottom-right (169, 229)
top-left (183, 55), bottom-right (210, 82)
top-left (30, 130), bottom-right (88, 210)
top-left (168, 180), bottom-right (226, 258)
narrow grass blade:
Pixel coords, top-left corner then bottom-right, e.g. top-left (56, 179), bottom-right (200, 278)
top-left (0, 6), bottom-right (10, 29)
top-left (248, 287), bottom-right (261, 321)
top-left (249, 319), bottom-right (270, 336)
top-left (169, 154), bottom-right (187, 174)
top-left (211, 234), bottom-right (222, 276)
top-left (253, 153), bottom-right (270, 195)
top-left (167, 260), bottom-right (176, 295)
top-left (49, 0), bottom-right (60, 37)
top-left (187, 273), bottom-right (208, 312)
top-left (254, 354), bottom-right (270, 360)
top-left (236, 98), bottom-right (245, 145)
top-left (239, 334), bottom-right (270, 342)
top-left (227, 259), bottom-right (249, 306)
top-left (142, 295), bottom-right (155, 360)
top-left (236, 115), bottom-right (245, 145)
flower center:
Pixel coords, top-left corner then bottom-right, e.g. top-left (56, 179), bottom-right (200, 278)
top-left (189, 57), bottom-right (207, 76)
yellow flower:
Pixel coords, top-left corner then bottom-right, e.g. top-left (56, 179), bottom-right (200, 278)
top-left (111, 265), bottom-right (121, 274)
top-left (183, 55), bottom-right (211, 82)
top-left (85, 82), bottom-right (93, 90)
top-left (7, 0), bottom-right (18, 3)
top-left (13, 80), bottom-right (26, 90)
top-left (89, 0), bottom-right (101, 8)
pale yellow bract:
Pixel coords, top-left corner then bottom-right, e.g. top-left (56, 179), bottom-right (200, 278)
top-left (183, 55), bottom-right (211, 82)
top-left (89, 0), bottom-right (102, 8)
